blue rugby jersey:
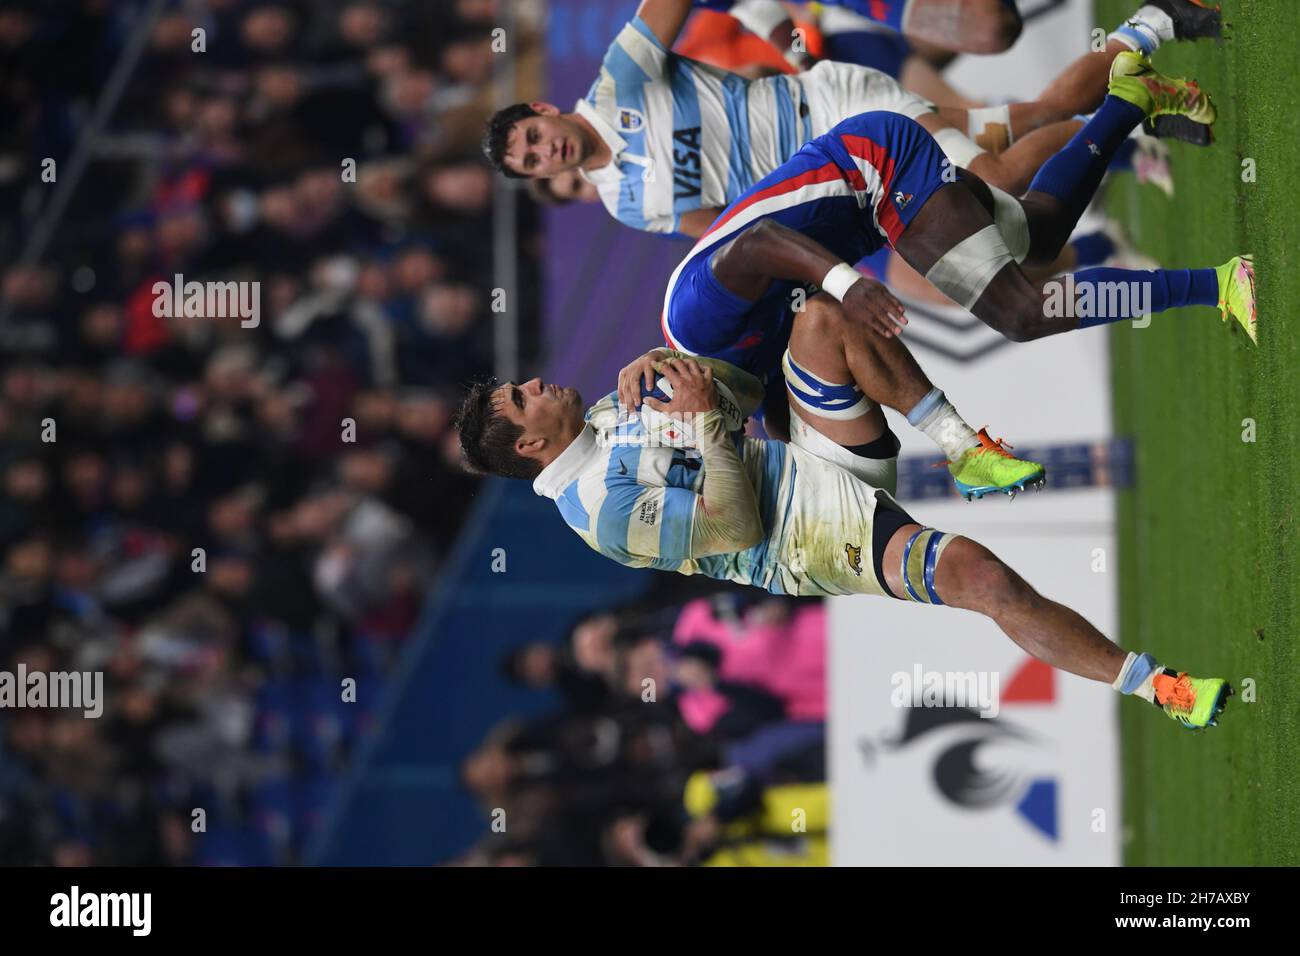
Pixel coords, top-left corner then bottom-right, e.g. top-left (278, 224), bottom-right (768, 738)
top-left (660, 110), bottom-right (949, 374)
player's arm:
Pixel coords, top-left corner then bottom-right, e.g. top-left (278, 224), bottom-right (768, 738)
top-left (678, 207), bottom-right (724, 239)
top-left (643, 358), bottom-right (764, 557)
top-left (635, 0), bottom-right (696, 50)
top-left (645, 206), bottom-right (723, 237)
top-left (710, 218), bottom-right (911, 337)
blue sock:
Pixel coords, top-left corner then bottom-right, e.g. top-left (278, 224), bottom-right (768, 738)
top-left (905, 386), bottom-right (945, 426)
top-left (1070, 231), bottom-right (1117, 268)
top-left (1028, 96), bottom-right (1146, 220)
top-left (1118, 652), bottom-right (1160, 695)
top-left (1071, 267), bottom-right (1218, 328)
top-left (1113, 22), bottom-right (1159, 56)
top-left (1108, 137), bottom-right (1138, 173)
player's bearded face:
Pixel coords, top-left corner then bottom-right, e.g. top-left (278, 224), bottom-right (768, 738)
top-left (507, 114), bottom-right (582, 178)
top-left (495, 379), bottom-right (583, 456)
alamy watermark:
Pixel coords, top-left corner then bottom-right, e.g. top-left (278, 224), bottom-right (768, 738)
top-left (599, 383), bottom-right (743, 449)
top-left (152, 273), bottom-right (260, 327)
top-left (0, 665), bottom-right (103, 718)
top-left (1042, 274), bottom-right (1150, 324)
top-left (50, 886), bottom-right (150, 936)
top-left (597, 409), bottom-right (712, 449)
top-left (890, 664), bottom-right (1000, 718)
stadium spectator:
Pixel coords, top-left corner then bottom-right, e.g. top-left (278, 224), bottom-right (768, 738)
top-left (0, 0), bottom-right (541, 866)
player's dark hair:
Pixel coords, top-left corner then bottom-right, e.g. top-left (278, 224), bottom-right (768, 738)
top-left (454, 377), bottom-right (542, 480)
top-left (482, 103), bottom-right (540, 179)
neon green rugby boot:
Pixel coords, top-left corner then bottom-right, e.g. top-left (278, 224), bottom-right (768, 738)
top-left (1216, 254), bottom-right (1257, 345)
top-left (949, 429), bottom-right (1046, 501)
top-left (1153, 670), bottom-right (1233, 730)
top-left (1109, 50), bottom-right (1216, 126)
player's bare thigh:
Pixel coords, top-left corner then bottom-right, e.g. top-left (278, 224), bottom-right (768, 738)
top-left (892, 168), bottom-right (1076, 342)
top-left (786, 293), bottom-right (888, 447)
top-left (892, 170), bottom-right (996, 274)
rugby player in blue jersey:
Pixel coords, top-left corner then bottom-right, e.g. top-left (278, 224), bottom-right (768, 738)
top-left (643, 49), bottom-right (1254, 505)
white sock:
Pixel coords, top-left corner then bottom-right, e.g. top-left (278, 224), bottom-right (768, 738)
top-left (1133, 4), bottom-right (1177, 42)
top-left (911, 394), bottom-right (979, 460)
top-left (1109, 5), bottom-right (1175, 54)
top-left (1111, 650), bottom-right (1161, 703)
top-left (1130, 670), bottom-right (1159, 704)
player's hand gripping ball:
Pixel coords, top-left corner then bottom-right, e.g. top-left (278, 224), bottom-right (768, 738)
top-left (638, 362), bottom-right (744, 446)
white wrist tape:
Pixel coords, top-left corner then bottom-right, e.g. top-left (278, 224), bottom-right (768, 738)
top-left (820, 262), bottom-right (862, 302)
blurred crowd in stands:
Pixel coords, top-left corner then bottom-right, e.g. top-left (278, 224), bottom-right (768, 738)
top-left (456, 592), bottom-right (829, 867)
top-left (0, 0), bottom-right (543, 865)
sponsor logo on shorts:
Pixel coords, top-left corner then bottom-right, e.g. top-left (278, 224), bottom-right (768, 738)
top-left (845, 542), bottom-right (863, 576)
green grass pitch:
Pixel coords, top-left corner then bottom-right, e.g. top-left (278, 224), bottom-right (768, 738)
top-left (1096, 0), bottom-right (1298, 864)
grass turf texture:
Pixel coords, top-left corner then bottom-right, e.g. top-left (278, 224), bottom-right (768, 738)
top-left (1098, 0), bottom-right (1298, 865)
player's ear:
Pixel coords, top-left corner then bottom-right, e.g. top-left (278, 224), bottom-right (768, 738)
top-left (516, 434), bottom-right (546, 457)
top-left (529, 102), bottom-right (560, 116)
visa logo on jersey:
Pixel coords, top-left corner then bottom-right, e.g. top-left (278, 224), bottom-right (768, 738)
top-left (672, 126), bottom-right (702, 201)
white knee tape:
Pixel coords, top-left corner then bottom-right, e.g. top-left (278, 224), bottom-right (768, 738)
top-left (990, 186), bottom-right (1030, 263)
top-left (932, 127), bottom-right (985, 169)
top-left (924, 224), bottom-right (1014, 310)
top-left (782, 349), bottom-right (875, 421)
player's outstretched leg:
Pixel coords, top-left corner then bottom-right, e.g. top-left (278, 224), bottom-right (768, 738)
top-left (878, 522), bottom-right (1233, 728)
top-left (786, 295), bottom-right (1044, 498)
top-left (936, 1), bottom-right (1221, 152)
top-left (963, 115), bottom-right (1185, 199)
top-left (962, 120), bottom-right (1082, 196)
top-left (1021, 51), bottom-right (1215, 255)
top-left (895, 54), bottom-right (1255, 344)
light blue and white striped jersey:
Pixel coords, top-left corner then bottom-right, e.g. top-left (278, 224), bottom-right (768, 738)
top-left (532, 390), bottom-right (799, 592)
top-left (578, 16), bottom-right (813, 234)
